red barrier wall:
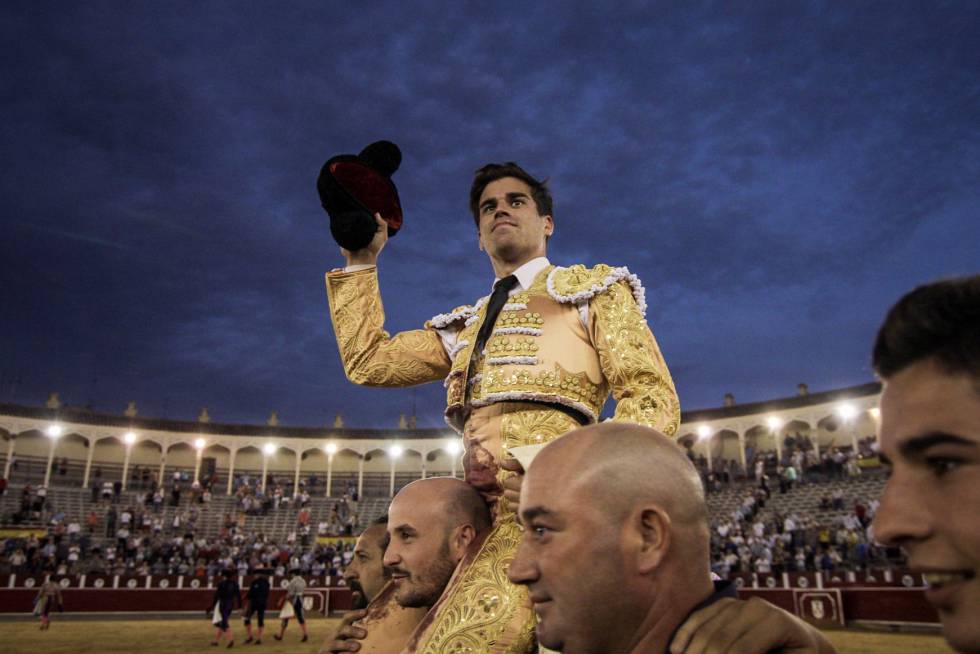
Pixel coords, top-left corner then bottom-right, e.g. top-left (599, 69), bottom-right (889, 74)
top-left (1, 572), bottom-right (935, 625)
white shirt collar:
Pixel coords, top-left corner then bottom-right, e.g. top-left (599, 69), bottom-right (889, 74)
top-left (494, 257), bottom-right (550, 292)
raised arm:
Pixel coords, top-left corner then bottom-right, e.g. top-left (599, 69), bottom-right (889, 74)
top-left (325, 267), bottom-right (451, 387)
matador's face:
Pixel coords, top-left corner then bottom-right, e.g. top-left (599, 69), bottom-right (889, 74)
top-left (477, 177), bottom-right (553, 267)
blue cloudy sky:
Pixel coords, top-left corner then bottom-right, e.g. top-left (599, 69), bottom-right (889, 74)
top-left (2, 1), bottom-right (978, 428)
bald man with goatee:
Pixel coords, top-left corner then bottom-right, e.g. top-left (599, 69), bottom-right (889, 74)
top-left (324, 477), bottom-right (493, 654)
top-left (508, 422), bottom-right (835, 654)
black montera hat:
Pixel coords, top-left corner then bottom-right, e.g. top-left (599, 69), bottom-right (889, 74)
top-left (317, 140), bottom-right (404, 252)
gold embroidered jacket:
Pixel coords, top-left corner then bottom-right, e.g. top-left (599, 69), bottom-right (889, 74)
top-left (325, 263), bottom-right (679, 436)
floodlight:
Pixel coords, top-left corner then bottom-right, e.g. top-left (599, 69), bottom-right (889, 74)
top-left (325, 443), bottom-right (338, 455)
top-left (446, 440), bottom-right (462, 456)
top-left (124, 432), bottom-right (138, 445)
top-left (766, 416), bottom-right (783, 431)
top-left (263, 443), bottom-right (277, 456)
top-left (194, 438), bottom-right (206, 450)
top-left (389, 444), bottom-right (404, 459)
top-left (837, 403), bottom-right (857, 421)
top-left (46, 425), bottom-right (63, 438)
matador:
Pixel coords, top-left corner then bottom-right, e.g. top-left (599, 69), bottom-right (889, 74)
top-left (324, 161), bottom-right (680, 653)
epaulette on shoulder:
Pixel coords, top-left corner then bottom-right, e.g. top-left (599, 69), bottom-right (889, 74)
top-left (546, 264), bottom-right (647, 316)
top-left (427, 296), bottom-right (489, 330)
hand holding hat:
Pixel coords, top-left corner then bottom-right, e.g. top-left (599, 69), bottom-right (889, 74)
top-left (317, 140), bottom-right (404, 253)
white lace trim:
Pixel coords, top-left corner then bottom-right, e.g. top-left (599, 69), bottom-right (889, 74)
top-left (448, 340), bottom-right (470, 359)
top-left (468, 373), bottom-right (483, 386)
top-left (492, 327), bottom-right (543, 337)
top-left (443, 370), bottom-right (463, 389)
top-left (464, 296), bottom-right (490, 326)
top-left (469, 392), bottom-right (597, 423)
top-left (502, 302), bottom-right (527, 311)
top-left (485, 356), bottom-right (538, 366)
top-left (546, 266), bottom-right (647, 316)
top-left (430, 295), bottom-right (489, 329)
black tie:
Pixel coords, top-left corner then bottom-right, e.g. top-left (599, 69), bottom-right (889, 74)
top-left (473, 274), bottom-right (519, 359)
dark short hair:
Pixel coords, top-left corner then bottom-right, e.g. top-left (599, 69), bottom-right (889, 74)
top-left (872, 275), bottom-right (980, 381)
top-left (373, 514), bottom-right (390, 552)
top-left (372, 515), bottom-right (392, 580)
top-left (469, 162), bottom-right (553, 226)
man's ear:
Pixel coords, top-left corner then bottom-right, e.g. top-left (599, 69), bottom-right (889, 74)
top-left (450, 524), bottom-right (477, 563)
top-left (543, 215), bottom-right (554, 237)
top-left (634, 505), bottom-right (671, 575)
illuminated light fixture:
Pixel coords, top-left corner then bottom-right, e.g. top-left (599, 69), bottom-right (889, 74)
top-left (837, 403), bottom-right (857, 421)
top-left (766, 416), bottom-right (783, 431)
top-left (446, 440), bottom-right (462, 456)
top-left (697, 425), bottom-right (711, 440)
top-left (869, 407), bottom-right (881, 420)
top-left (389, 444), bottom-right (404, 459)
top-left (194, 438), bottom-right (206, 450)
top-left (263, 443), bottom-right (277, 456)
top-left (124, 432), bottom-right (137, 445)
top-left (46, 425), bottom-right (63, 438)
top-left (325, 442), bottom-right (338, 455)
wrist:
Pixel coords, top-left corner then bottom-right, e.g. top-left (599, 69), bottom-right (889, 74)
top-left (345, 251), bottom-right (378, 267)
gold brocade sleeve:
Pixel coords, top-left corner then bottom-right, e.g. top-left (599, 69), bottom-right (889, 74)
top-left (589, 280), bottom-right (681, 436)
top-left (325, 267), bottom-right (452, 387)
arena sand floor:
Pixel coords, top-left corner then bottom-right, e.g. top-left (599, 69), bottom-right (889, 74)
top-left (0, 617), bottom-right (957, 654)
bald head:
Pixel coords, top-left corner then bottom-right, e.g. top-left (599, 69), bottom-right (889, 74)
top-left (385, 477), bottom-right (491, 609)
top-left (393, 477), bottom-right (491, 534)
top-left (510, 423), bottom-right (714, 654)
top-left (533, 422), bottom-right (706, 525)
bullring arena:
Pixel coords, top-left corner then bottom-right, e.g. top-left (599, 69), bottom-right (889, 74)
top-left (0, 384), bottom-right (955, 652)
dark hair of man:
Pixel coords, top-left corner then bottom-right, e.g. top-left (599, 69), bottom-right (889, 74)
top-left (469, 162), bottom-right (553, 227)
top-left (872, 274), bottom-right (980, 382)
top-left (372, 514), bottom-right (392, 580)
top-left (373, 514), bottom-right (390, 552)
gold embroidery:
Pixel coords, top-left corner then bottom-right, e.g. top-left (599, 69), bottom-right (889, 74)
top-left (412, 517), bottom-right (535, 654)
top-left (550, 263), bottom-right (613, 295)
top-left (326, 270), bottom-right (452, 387)
top-left (495, 311), bottom-right (545, 329)
top-left (500, 407), bottom-right (580, 449)
top-left (590, 280), bottom-right (680, 435)
top-left (474, 366), bottom-right (603, 418)
top-left (496, 407), bottom-right (580, 517)
top-left (487, 337), bottom-right (539, 357)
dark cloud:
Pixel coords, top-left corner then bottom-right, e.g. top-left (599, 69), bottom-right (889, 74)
top-left (2, 1), bottom-right (977, 426)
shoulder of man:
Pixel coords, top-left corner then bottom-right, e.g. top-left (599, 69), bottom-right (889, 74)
top-left (425, 296), bottom-right (490, 330)
top-left (546, 263), bottom-right (647, 315)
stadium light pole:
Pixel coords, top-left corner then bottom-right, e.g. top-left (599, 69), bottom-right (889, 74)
top-left (121, 432), bottom-right (137, 490)
top-left (388, 444), bottom-right (403, 497)
top-left (43, 425), bottom-right (63, 489)
top-left (325, 443), bottom-right (337, 497)
top-left (292, 448), bottom-right (302, 498)
top-left (262, 443), bottom-right (276, 494)
top-left (81, 435), bottom-right (96, 489)
top-left (193, 438), bottom-right (206, 483)
top-left (4, 432), bottom-right (16, 481)
top-left (157, 447), bottom-right (168, 489)
top-left (357, 454), bottom-right (365, 500)
top-left (226, 448), bottom-right (237, 496)
top-left (446, 440), bottom-right (462, 479)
